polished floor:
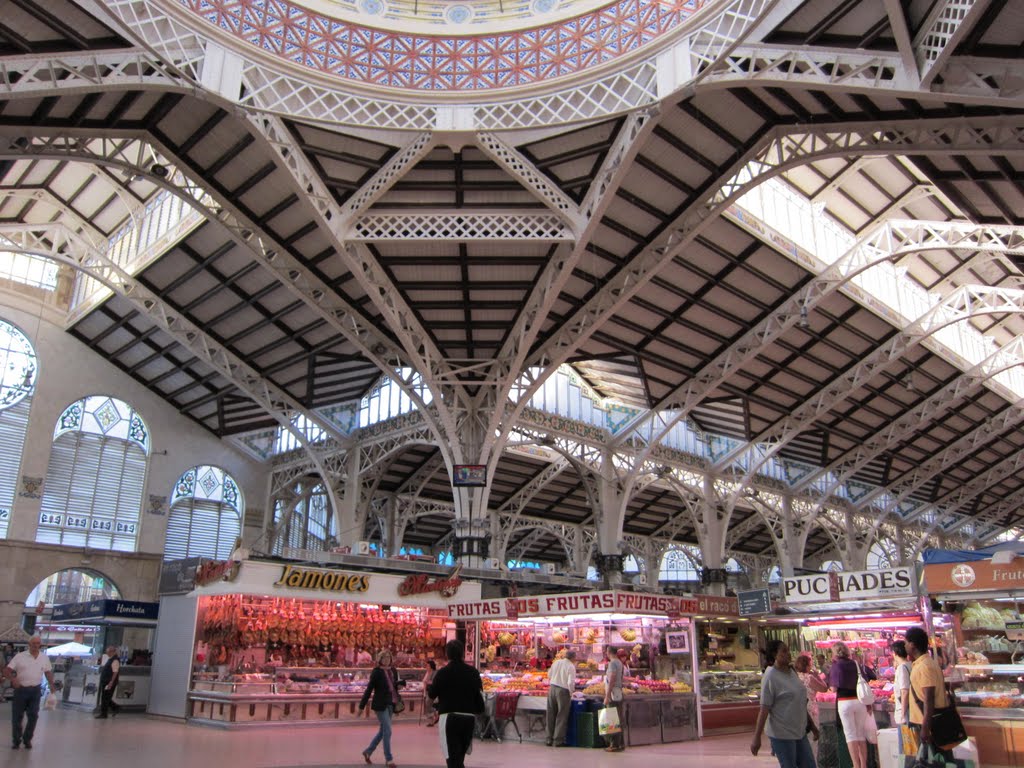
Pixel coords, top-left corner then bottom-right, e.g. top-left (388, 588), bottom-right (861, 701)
top-left (0, 703), bottom-right (769, 768)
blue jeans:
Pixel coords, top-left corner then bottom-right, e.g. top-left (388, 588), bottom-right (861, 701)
top-left (769, 736), bottom-right (817, 768)
top-left (11, 685), bottom-right (41, 746)
top-left (365, 707), bottom-right (393, 762)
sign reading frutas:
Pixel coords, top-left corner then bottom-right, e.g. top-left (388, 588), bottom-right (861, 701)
top-left (273, 564), bottom-right (370, 593)
top-left (782, 566), bottom-right (915, 604)
top-left (397, 566), bottom-right (463, 598)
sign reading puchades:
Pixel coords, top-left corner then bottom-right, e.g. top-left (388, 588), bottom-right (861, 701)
top-left (782, 566), bottom-right (916, 604)
top-left (447, 590), bottom-right (738, 620)
top-left (51, 599), bottom-right (159, 624)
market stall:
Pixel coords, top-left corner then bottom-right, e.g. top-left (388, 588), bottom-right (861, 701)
top-left (923, 548), bottom-right (1024, 768)
top-left (448, 590), bottom-right (734, 745)
top-left (50, 598), bottom-right (159, 712)
top-left (149, 558), bottom-right (478, 727)
top-left (779, 566), bottom-right (923, 768)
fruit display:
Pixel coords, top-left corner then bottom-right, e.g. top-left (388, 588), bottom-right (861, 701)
top-left (580, 628), bottom-right (599, 644)
top-left (551, 630), bottom-right (568, 644)
top-left (619, 628), bottom-right (637, 642)
top-left (962, 601), bottom-right (1019, 630)
top-left (497, 631), bottom-right (515, 647)
top-left (980, 696), bottom-right (1017, 708)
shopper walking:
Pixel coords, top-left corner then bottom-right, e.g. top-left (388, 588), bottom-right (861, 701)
top-left (423, 659), bottom-right (439, 727)
top-left (545, 649), bottom-right (577, 746)
top-left (602, 645), bottom-right (625, 752)
top-left (427, 639), bottom-right (484, 768)
top-left (828, 641), bottom-right (871, 768)
top-left (358, 650), bottom-right (405, 767)
top-left (95, 644), bottom-right (121, 719)
top-left (905, 626), bottom-right (956, 760)
top-left (751, 640), bottom-right (818, 768)
top-left (3, 636), bottom-right (55, 750)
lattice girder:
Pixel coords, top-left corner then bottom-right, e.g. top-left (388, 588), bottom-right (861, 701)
top-left (915, 0), bottom-right (988, 88)
top-left (715, 285), bottom-right (1024, 498)
top-left (350, 211), bottom-right (572, 241)
top-left (0, 127), bottom-right (436, 437)
top-left (520, 115), bottom-right (1024, 466)
top-left (0, 222), bottom-right (347, 450)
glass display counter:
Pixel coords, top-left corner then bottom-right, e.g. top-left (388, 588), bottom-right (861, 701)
top-left (699, 669), bottom-right (761, 734)
top-left (188, 667), bottom-right (428, 726)
top-left (955, 663), bottom-right (1024, 768)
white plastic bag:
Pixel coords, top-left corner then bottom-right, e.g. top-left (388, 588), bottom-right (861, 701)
top-left (43, 693), bottom-right (57, 711)
top-left (598, 706), bottom-right (621, 735)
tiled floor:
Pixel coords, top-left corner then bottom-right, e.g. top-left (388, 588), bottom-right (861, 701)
top-left (0, 704), bottom-right (774, 768)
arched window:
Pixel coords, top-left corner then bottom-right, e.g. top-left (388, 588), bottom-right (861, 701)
top-left (164, 466), bottom-right (243, 561)
top-left (36, 395), bottom-right (149, 551)
top-left (271, 481), bottom-right (335, 554)
top-left (0, 318), bottom-right (37, 539)
top-left (659, 546), bottom-right (701, 582)
top-left (867, 540), bottom-right (896, 570)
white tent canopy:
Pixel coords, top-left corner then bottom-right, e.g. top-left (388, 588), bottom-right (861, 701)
top-left (45, 641), bottom-right (93, 657)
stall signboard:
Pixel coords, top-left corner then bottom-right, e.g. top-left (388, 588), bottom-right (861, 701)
top-left (447, 590), bottom-right (739, 621)
top-left (923, 560), bottom-right (1024, 593)
top-left (737, 588), bottom-right (772, 616)
top-left (51, 600), bottom-right (159, 624)
top-left (782, 566), bottom-right (916, 604)
top-left (188, 559), bottom-right (481, 608)
top-left (158, 557), bottom-right (206, 595)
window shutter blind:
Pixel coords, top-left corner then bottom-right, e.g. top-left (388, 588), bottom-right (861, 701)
top-left (0, 397), bottom-right (30, 538)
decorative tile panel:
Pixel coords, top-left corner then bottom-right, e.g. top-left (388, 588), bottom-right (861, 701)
top-left (179, 0), bottom-right (704, 91)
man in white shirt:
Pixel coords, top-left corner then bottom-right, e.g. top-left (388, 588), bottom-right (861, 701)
top-left (545, 650), bottom-right (577, 747)
top-left (3, 636), bottom-right (55, 750)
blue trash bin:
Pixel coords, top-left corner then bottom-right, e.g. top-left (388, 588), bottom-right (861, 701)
top-left (566, 699), bottom-right (587, 746)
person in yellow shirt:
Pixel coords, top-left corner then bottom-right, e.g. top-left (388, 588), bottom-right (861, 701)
top-left (905, 626), bottom-right (953, 759)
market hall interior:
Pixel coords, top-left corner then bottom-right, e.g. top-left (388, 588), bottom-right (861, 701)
top-left (0, 705), bottom-right (758, 768)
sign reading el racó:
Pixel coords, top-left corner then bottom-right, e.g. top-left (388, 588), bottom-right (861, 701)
top-left (782, 566), bottom-right (916, 604)
top-left (447, 590), bottom-right (738, 620)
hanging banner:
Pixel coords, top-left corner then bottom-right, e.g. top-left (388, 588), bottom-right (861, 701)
top-left (447, 590), bottom-right (738, 620)
top-left (782, 567), bottom-right (916, 604)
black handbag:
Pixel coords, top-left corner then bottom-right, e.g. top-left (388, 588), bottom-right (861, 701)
top-left (910, 682), bottom-right (967, 748)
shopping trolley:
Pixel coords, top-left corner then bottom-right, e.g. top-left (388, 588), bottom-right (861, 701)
top-left (479, 691), bottom-right (522, 743)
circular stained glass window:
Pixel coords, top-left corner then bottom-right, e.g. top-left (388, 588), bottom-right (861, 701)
top-left (445, 4), bottom-right (472, 24)
top-left (0, 319), bottom-right (36, 411)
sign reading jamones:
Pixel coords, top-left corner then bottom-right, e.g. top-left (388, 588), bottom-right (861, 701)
top-left (448, 590), bottom-right (737, 620)
top-left (782, 566), bottom-right (916, 604)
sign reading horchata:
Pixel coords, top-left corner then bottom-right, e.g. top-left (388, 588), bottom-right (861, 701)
top-left (447, 590), bottom-right (737, 621)
top-left (782, 567), bottom-right (916, 604)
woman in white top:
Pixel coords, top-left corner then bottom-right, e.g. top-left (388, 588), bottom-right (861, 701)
top-left (891, 641), bottom-right (911, 725)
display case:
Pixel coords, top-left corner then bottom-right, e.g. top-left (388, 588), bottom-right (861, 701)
top-left (699, 669), bottom-right (761, 734)
top-left (954, 664), bottom-right (1024, 768)
top-left (188, 666), bottom-right (429, 726)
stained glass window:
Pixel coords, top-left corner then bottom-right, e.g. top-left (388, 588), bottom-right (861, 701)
top-left (36, 395), bottom-right (149, 551)
top-left (0, 318), bottom-right (35, 539)
top-left (164, 465), bottom-right (243, 561)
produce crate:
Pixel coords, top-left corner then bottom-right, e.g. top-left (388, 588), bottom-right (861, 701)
top-left (575, 711), bottom-right (603, 748)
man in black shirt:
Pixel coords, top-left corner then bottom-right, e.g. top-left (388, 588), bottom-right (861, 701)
top-left (427, 640), bottom-right (484, 768)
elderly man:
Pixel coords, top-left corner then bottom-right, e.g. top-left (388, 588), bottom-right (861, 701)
top-left (3, 636), bottom-right (56, 749)
top-left (546, 649), bottom-right (577, 746)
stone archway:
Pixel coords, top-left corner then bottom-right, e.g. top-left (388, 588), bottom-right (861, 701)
top-left (0, 540), bottom-right (161, 632)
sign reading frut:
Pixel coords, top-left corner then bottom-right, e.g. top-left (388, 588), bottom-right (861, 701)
top-left (782, 566), bottom-right (916, 604)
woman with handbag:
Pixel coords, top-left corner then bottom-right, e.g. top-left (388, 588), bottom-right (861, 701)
top-left (751, 640), bottom-right (818, 768)
top-left (358, 650), bottom-right (405, 767)
top-left (828, 641), bottom-right (872, 768)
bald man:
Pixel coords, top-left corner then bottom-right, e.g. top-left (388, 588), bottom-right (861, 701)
top-left (3, 636), bottom-right (55, 749)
